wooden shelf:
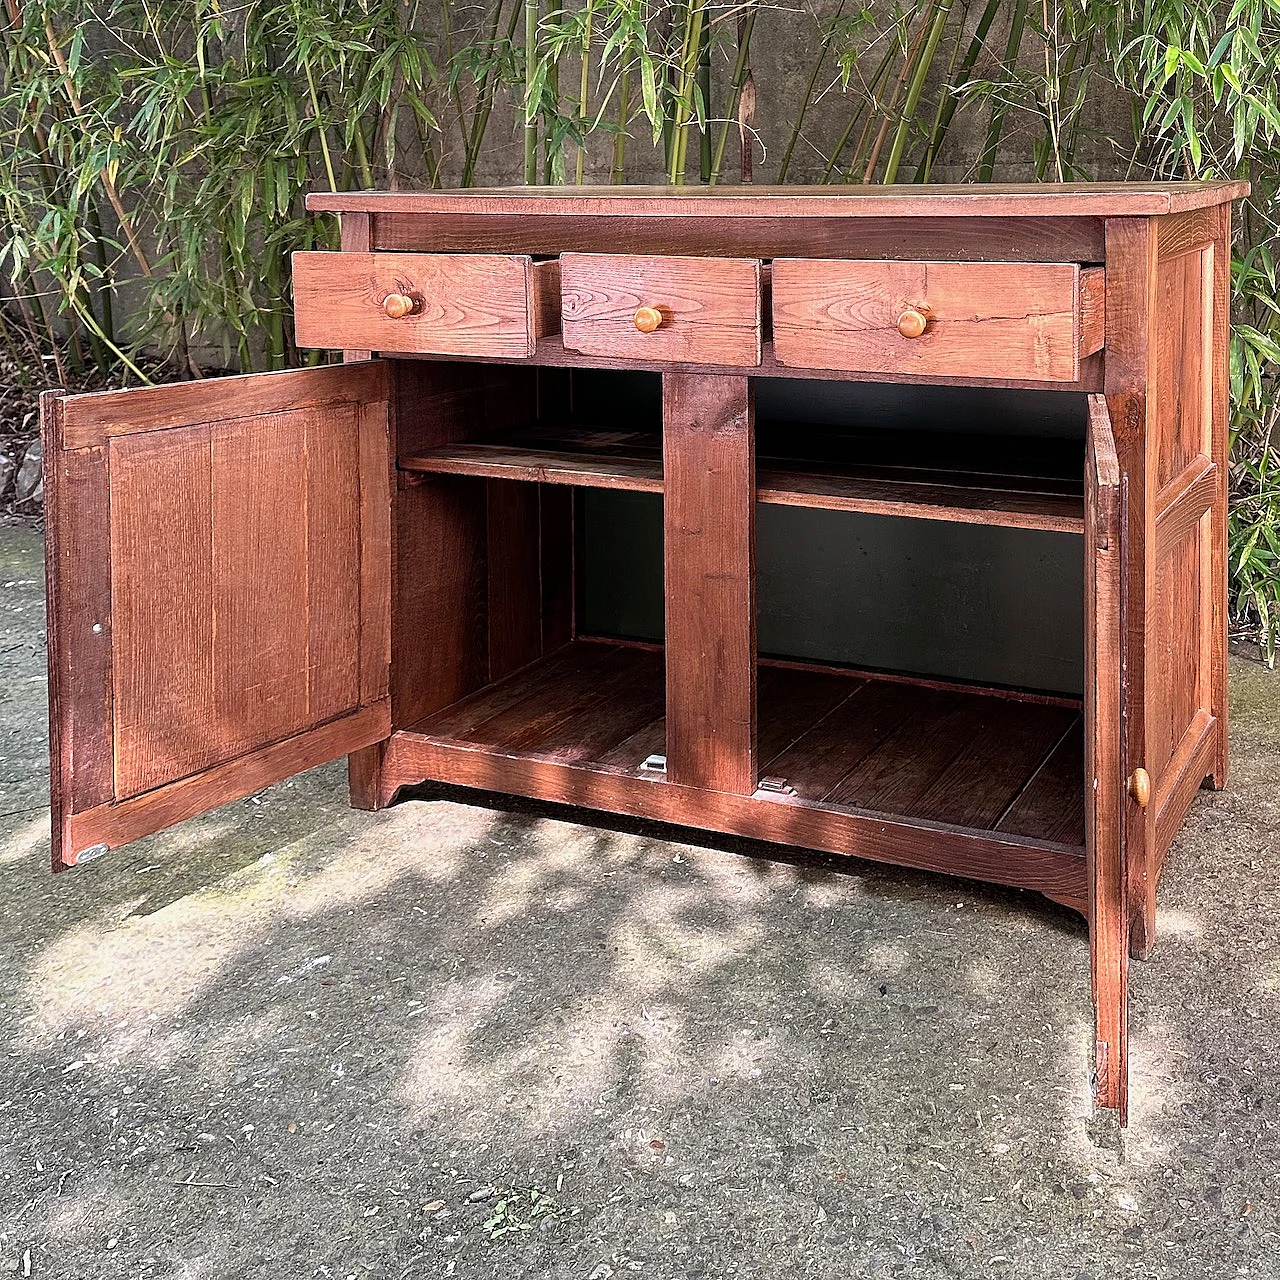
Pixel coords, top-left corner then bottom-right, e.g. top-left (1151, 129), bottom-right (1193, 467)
top-left (401, 424), bottom-right (661, 493)
top-left (401, 421), bottom-right (1084, 532)
top-left (757, 419), bottom-right (1084, 533)
top-left (403, 638), bottom-right (1084, 848)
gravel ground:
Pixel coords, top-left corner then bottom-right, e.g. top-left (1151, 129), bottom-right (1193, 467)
top-left (0, 518), bottom-right (1278, 1279)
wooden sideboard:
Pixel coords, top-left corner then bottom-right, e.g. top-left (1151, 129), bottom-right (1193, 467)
top-left (42, 182), bottom-right (1248, 1122)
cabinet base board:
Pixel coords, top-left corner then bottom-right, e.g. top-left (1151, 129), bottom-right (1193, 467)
top-left (380, 732), bottom-right (1088, 915)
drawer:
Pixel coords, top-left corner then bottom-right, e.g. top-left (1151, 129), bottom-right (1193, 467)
top-left (560, 253), bottom-right (763, 367)
top-left (292, 251), bottom-right (560, 358)
top-left (772, 260), bottom-right (1105, 382)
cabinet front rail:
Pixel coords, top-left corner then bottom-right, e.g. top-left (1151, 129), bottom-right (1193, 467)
top-left (381, 731), bottom-right (1088, 915)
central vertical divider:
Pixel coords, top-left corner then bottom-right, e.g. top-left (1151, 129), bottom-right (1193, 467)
top-left (662, 372), bottom-right (758, 795)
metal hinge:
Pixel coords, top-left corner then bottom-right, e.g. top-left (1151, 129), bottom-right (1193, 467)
top-left (759, 776), bottom-right (795, 795)
top-left (640, 754), bottom-right (667, 774)
top-left (75, 843), bottom-right (109, 865)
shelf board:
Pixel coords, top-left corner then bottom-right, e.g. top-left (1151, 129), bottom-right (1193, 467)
top-left (400, 422), bottom-right (1085, 532)
top-left (400, 424), bottom-right (661, 493)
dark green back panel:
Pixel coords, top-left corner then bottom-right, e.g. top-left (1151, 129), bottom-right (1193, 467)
top-left (574, 372), bottom-right (1086, 697)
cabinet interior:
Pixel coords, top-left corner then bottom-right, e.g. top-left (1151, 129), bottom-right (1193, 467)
top-left (394, 362), bottom-right (1088, 851)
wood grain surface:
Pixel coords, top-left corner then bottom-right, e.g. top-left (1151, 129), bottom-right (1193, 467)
top-left (1085, 391), bottom-right (1127, 1118)
top-left (663, 373), bottom-right (757, 794)
top-left (308, 180), bottom-right (1247, 218)
top-left (293, 251), bottom-right (559, 358)
top-left (561, 253), bottom-right (762, 366)
top-left (382, 730), bottom-right (1089, 913)
top-left (773, 259), bottom-right (1087, 381)
top-left (371, 213), bottom-right (1109, 264)
top-left (44, 363), bottom-right (393, 868)
top-left (400, 417), bottom-right (1085, 532)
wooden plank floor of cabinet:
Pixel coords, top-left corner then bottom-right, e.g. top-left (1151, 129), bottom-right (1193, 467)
top-left (396, 639), bottom-right (1087, 909)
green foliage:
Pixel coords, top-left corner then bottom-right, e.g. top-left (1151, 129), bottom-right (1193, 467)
top-left (480, 1186), bottom-right (566, 1239)
top-left (1, 0), bottom-right (1277, 650)
top-left (1107, 0), bottom-right (1280, 661)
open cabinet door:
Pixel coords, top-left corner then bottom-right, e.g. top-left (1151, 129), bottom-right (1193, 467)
top-left (42, 362), bottom-right (392, 871)
top-left (1085, 394), bottom-right (1128, 1119)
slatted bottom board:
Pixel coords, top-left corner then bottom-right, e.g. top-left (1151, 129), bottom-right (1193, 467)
top-left (405, 638), bottom-right (1084, 846)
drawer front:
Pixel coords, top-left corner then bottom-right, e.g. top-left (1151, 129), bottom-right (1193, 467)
top-left (561, 254), bottom-right (763, 367)
top-left (772, 260), bottom-right (1104, 382)
top-left (293, 251), bottom-right (559, 358)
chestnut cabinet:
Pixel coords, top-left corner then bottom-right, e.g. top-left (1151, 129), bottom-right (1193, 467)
top-left (42, 182), bottom-right (1246, 1122)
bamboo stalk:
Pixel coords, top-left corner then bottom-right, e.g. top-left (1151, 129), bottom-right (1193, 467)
top-left (819, 37), bottom-right (898, 181)
top-left (441, 0), bottom-right (473, 162)
top-left (524, 0), bottom-right (539, 183)
top-left (301, 56), bottom-right (338, 191)
top-left (916, 0), bottom-right (1000, 182)
top-left (862, 12), bottom-right (932, 182)
top-left (464, 0), bottom-right (523, 185)
top-left (660, 3), bottom-right (676, 172)
top-left (42, 17), bottom-right (157, 282)
top-left (978, 0), bottom-right (1028, 181)
top-left (612, 61), bottom-right (632, 182)
top-left (575, 0), bottom-right (594, 182)
top-left (668, 0), bottom-right (705, 183)
top-left (543, 45), bottom-right (559, 182)
top-left (882, 0), bottom-right (953, 183)
top-left (776, 0), bottom-right (843, 183)
top-left (709, 0), bottom-right (757, 183)
top-left (697, 7), bottom-right (711, 181)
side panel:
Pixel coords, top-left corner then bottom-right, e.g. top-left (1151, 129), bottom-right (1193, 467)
top-left (44, 362), bottom-right (392, 869)
top-left (351, 359), bottom-right (579, 810)
top-left (1104, 212), bottom-right (1225, 957)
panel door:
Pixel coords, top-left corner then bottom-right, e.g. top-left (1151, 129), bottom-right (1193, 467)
top-left (42, 362), bottom-right (392, 870)
top-left (1085, 394), bottom-right (1128, 1117)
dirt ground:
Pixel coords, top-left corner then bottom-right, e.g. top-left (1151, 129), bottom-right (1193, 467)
top-left (1, 519), bottom-right (1279, 1280)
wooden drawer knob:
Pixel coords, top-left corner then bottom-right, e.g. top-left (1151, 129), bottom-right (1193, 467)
top-left (1128, 767), bottom-right (1151, 808)
top-left (897, 305), bottom-right (930, 339)
top-left (634, 305), bottom-right (666, 334)
top-left (383, 292), bottom-right (418, 320)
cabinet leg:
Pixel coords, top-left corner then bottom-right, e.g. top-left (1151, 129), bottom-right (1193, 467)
top-left (1128, 886), bottom-right (1156, 962)
top-left (1091, 896), bottom-right (1130, 1121)
top-left (1207, 209), bottom-right (1231, 794)
top-left (1204, 718), bottom-right (1228, 792)
top-left (348, 742), bottom-right (389, 810)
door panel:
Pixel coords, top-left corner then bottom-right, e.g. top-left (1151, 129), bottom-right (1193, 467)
top-left (1148, 235), bottom-right (1218, 818)
top-left (43, 362), bottom-right (392, 869)
top-left (1085, 394), bottom-right (1127, 1117)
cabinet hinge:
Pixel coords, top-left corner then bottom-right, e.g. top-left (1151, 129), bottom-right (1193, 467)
top-left (75, 843), bottom-right (109, 865)
top-left (1094, 1038), bottom-right (1110, 1088)
top-left (759, 776), bottom-right (795, 795)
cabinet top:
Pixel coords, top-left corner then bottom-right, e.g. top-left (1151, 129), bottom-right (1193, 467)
top-left (307, 181), bottom-right (1248, 219)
